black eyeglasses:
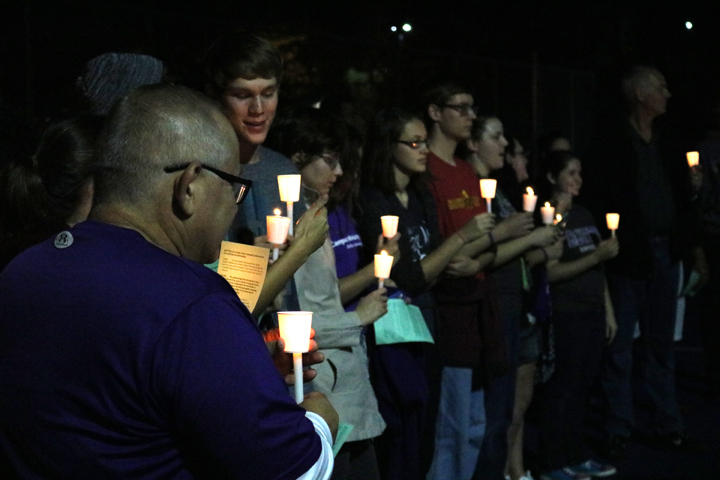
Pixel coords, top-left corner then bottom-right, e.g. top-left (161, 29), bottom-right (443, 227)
top-left (440, 104), bottom-right (479, 116)
top-left (163, 163), bottom-right (252, 204)
top-left (397, 139), bottom-right (429, 150)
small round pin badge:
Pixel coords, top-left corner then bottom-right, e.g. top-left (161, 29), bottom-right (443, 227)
top-left (54, 231), bottom-right (74, 249)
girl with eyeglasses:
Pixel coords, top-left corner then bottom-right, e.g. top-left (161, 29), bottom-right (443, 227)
top-left (358, 108), bottom-right (496, 480)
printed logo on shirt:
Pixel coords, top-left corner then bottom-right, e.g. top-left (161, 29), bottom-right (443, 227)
top-left (565, 226), bottom-right (599, 252)
top-left (407, 224), bottom-right (431, 262)
top-left (332, 233), bottom-right (363, 250)
top-left (447, 190), bottom-right (481, 211)
top-left (54, 231), bottom-right (74, 249)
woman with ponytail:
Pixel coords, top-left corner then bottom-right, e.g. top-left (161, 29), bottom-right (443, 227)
top-left (0, 116), bottom-right (103, 271)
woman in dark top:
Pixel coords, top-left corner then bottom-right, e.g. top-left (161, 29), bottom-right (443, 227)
top-left (0, 116), bottom-right (102, 271)
top-left (358, 108), bottom-right (494, 479)
top-left (536, 150), bottom-right (619, 480)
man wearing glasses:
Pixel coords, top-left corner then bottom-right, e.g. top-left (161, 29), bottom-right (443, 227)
top-left (423, 83), bottom-right (503, 480)
top-left (0, 85), bottom-right (337, 479)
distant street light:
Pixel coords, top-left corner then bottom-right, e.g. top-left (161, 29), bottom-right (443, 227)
top-left (402, 23), bottom-right (412, 32)
top-left (391, 26), bottom-right (397, 32)
top-left (686, 21), bottom-right (693, 30)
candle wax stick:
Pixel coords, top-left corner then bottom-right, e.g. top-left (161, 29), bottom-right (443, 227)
top-left (378, 279), bottom-right (384, 289)
top-left (287, 202), bottom-right (294, 236)
top-left (273, 247), bottom-right (279, 262)
top-left (611, 230), bottom-right (616, 238)
top-left (293, 352), bottom-right (303, 404)
top-left (486, 199), bottom-right (492, 214)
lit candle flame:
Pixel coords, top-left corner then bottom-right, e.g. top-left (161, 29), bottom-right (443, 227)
top-left (544, 202), bottom-right (550, 208)
top-left (274, 208), bottom-right (281, 216)
top-left (527, 186), bottom-right (534, 196)
top-left (380, 250), bottom-right (388, 257)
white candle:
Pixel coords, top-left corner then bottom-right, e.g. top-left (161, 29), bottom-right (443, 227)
top-left (277, 311), bottom-right (313, 403)
top-left (523, 186), bottom-right (537, 212)
top-left (541, 202), bottom-right (555, 226)
top-left (380, 216), bottom-right (399, 238)
top-left (686, 151), bottom-right (699, 168)
top-left (267, 209), bottom-right (290, 260)
top-left (374, 250), bottom-right (394, 289)
top-left (606, 213), bottom-right (619, 237)
top-left (479, 179), bottom-right (497, 214)
top-left (278, 175), bottom-right (301, 235)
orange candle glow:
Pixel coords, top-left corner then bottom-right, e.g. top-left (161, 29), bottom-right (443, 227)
top-left (686, 151), bottom-right (699, 168)
top-left (523, 186), bottom-right (537, 212)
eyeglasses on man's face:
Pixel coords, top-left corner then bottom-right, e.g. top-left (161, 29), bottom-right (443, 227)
top-left (439, 104), bottom-right (479, 116)
top-left (163, 163), bottom-right (252, 204)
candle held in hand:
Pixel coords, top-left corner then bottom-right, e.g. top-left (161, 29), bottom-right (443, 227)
top-left (541, 202), bottom-right (555, 226)
top-left (380, 216), bottom-right (399, 238)
top-left (278, 174), bottom-right (301, 236)
top-left (686, 151), bottom-right (699, 168)
top-left (277, 311), bottom-right (313, 404)
top-left (374, 250), bottom-right (394, 289)
top-left (479, 179), bottom-right (497, 214)
top-left (606, 213), bottom-right (619, 237)
top-left (267, 209), bottom-right (290, 261)
top-left (523, 186), bottom-right (537, 212)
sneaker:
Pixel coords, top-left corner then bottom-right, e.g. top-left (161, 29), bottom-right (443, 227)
top-left (508, 472), bottom-right (536, 480)
top-left (540, 468), bottom-right (590, 480)
top-left (568, 460), bottom-right (617, 477)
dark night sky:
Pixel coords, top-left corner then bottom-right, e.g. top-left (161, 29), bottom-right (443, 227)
top-left (2, 0), bottom-right (720, 147)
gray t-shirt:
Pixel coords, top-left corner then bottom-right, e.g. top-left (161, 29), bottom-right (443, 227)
top-left (229, 146), bottom-right (308, 240)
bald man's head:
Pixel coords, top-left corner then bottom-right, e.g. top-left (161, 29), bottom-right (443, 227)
top-left (94, 84), bottom-right (239, 206)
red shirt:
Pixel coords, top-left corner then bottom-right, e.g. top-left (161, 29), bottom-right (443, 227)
top-left (427, 151), bottom-right (486, 239)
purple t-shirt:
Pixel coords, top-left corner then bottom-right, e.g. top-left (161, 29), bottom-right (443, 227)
top-left (0, 220), bottom-right (320, 479)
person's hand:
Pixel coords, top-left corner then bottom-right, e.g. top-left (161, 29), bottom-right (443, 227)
top-left (492, 212), bottom-right (534, 241)
top-left (593, 237), bottom-right (619, 262)
top-left (377, 233), bottom-right (401, 265)
top-left (256, 235), bottom-right (290, 264)
top-left (458, 212), bottom-right (495, 242)
top-left (445, 255), bottom-right (480, 277)
top-left (289, 195), bottom-right (329, 256)
top-left (689, 165), bottom-right (703, 194)
top-left (264, 327), bottom-right (324, 385)
top-left (606, 312), bottom-right (618, 344)
top-left (356, 288), bottom-right (389, 326)
top-left (544, 236), bottom-right (565, 260)
top-left (528, 225), bottom-right (562, 248)
top-left (300, 391), bottom-right (340, 441)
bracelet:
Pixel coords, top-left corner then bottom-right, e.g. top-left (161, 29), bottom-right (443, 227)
top-left (540, 247), bottom-right (549, 263)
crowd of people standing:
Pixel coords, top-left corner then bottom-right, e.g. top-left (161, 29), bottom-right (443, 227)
top-left (0, 31), bottom-right (714, 480)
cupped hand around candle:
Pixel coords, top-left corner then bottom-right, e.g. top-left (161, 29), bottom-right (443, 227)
top-left (545, 236), bottom-right (565, 261)
top-left (492, 212), bottom-right (534, 242)
top-left (528, 224), bottom-right (562, 247)
top-left (376, 233), bottom-right (401, 265)
top-left (461, 212), bottom-right (495, 242)
top-left (264, 327), bottom-right (324, 385)
top-left (290, 195), bottom-right (329, 256)
top-left (593, 237), bottom-right (619, 262)
top-left (356, 288), bottom-right (389, 326)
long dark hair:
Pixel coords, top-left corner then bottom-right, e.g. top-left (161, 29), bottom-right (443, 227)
top-left (0, 116), bottom-right (103, 240)
top-left (537, 149), bottom-right (579, 205)
top-left (362, 108), bottom-right (427, 195)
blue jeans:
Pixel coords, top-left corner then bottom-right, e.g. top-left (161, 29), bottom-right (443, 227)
top-left (600, 237), bottom-right (682, 438)
top-left (427, 367), bottom-right (485, 480)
